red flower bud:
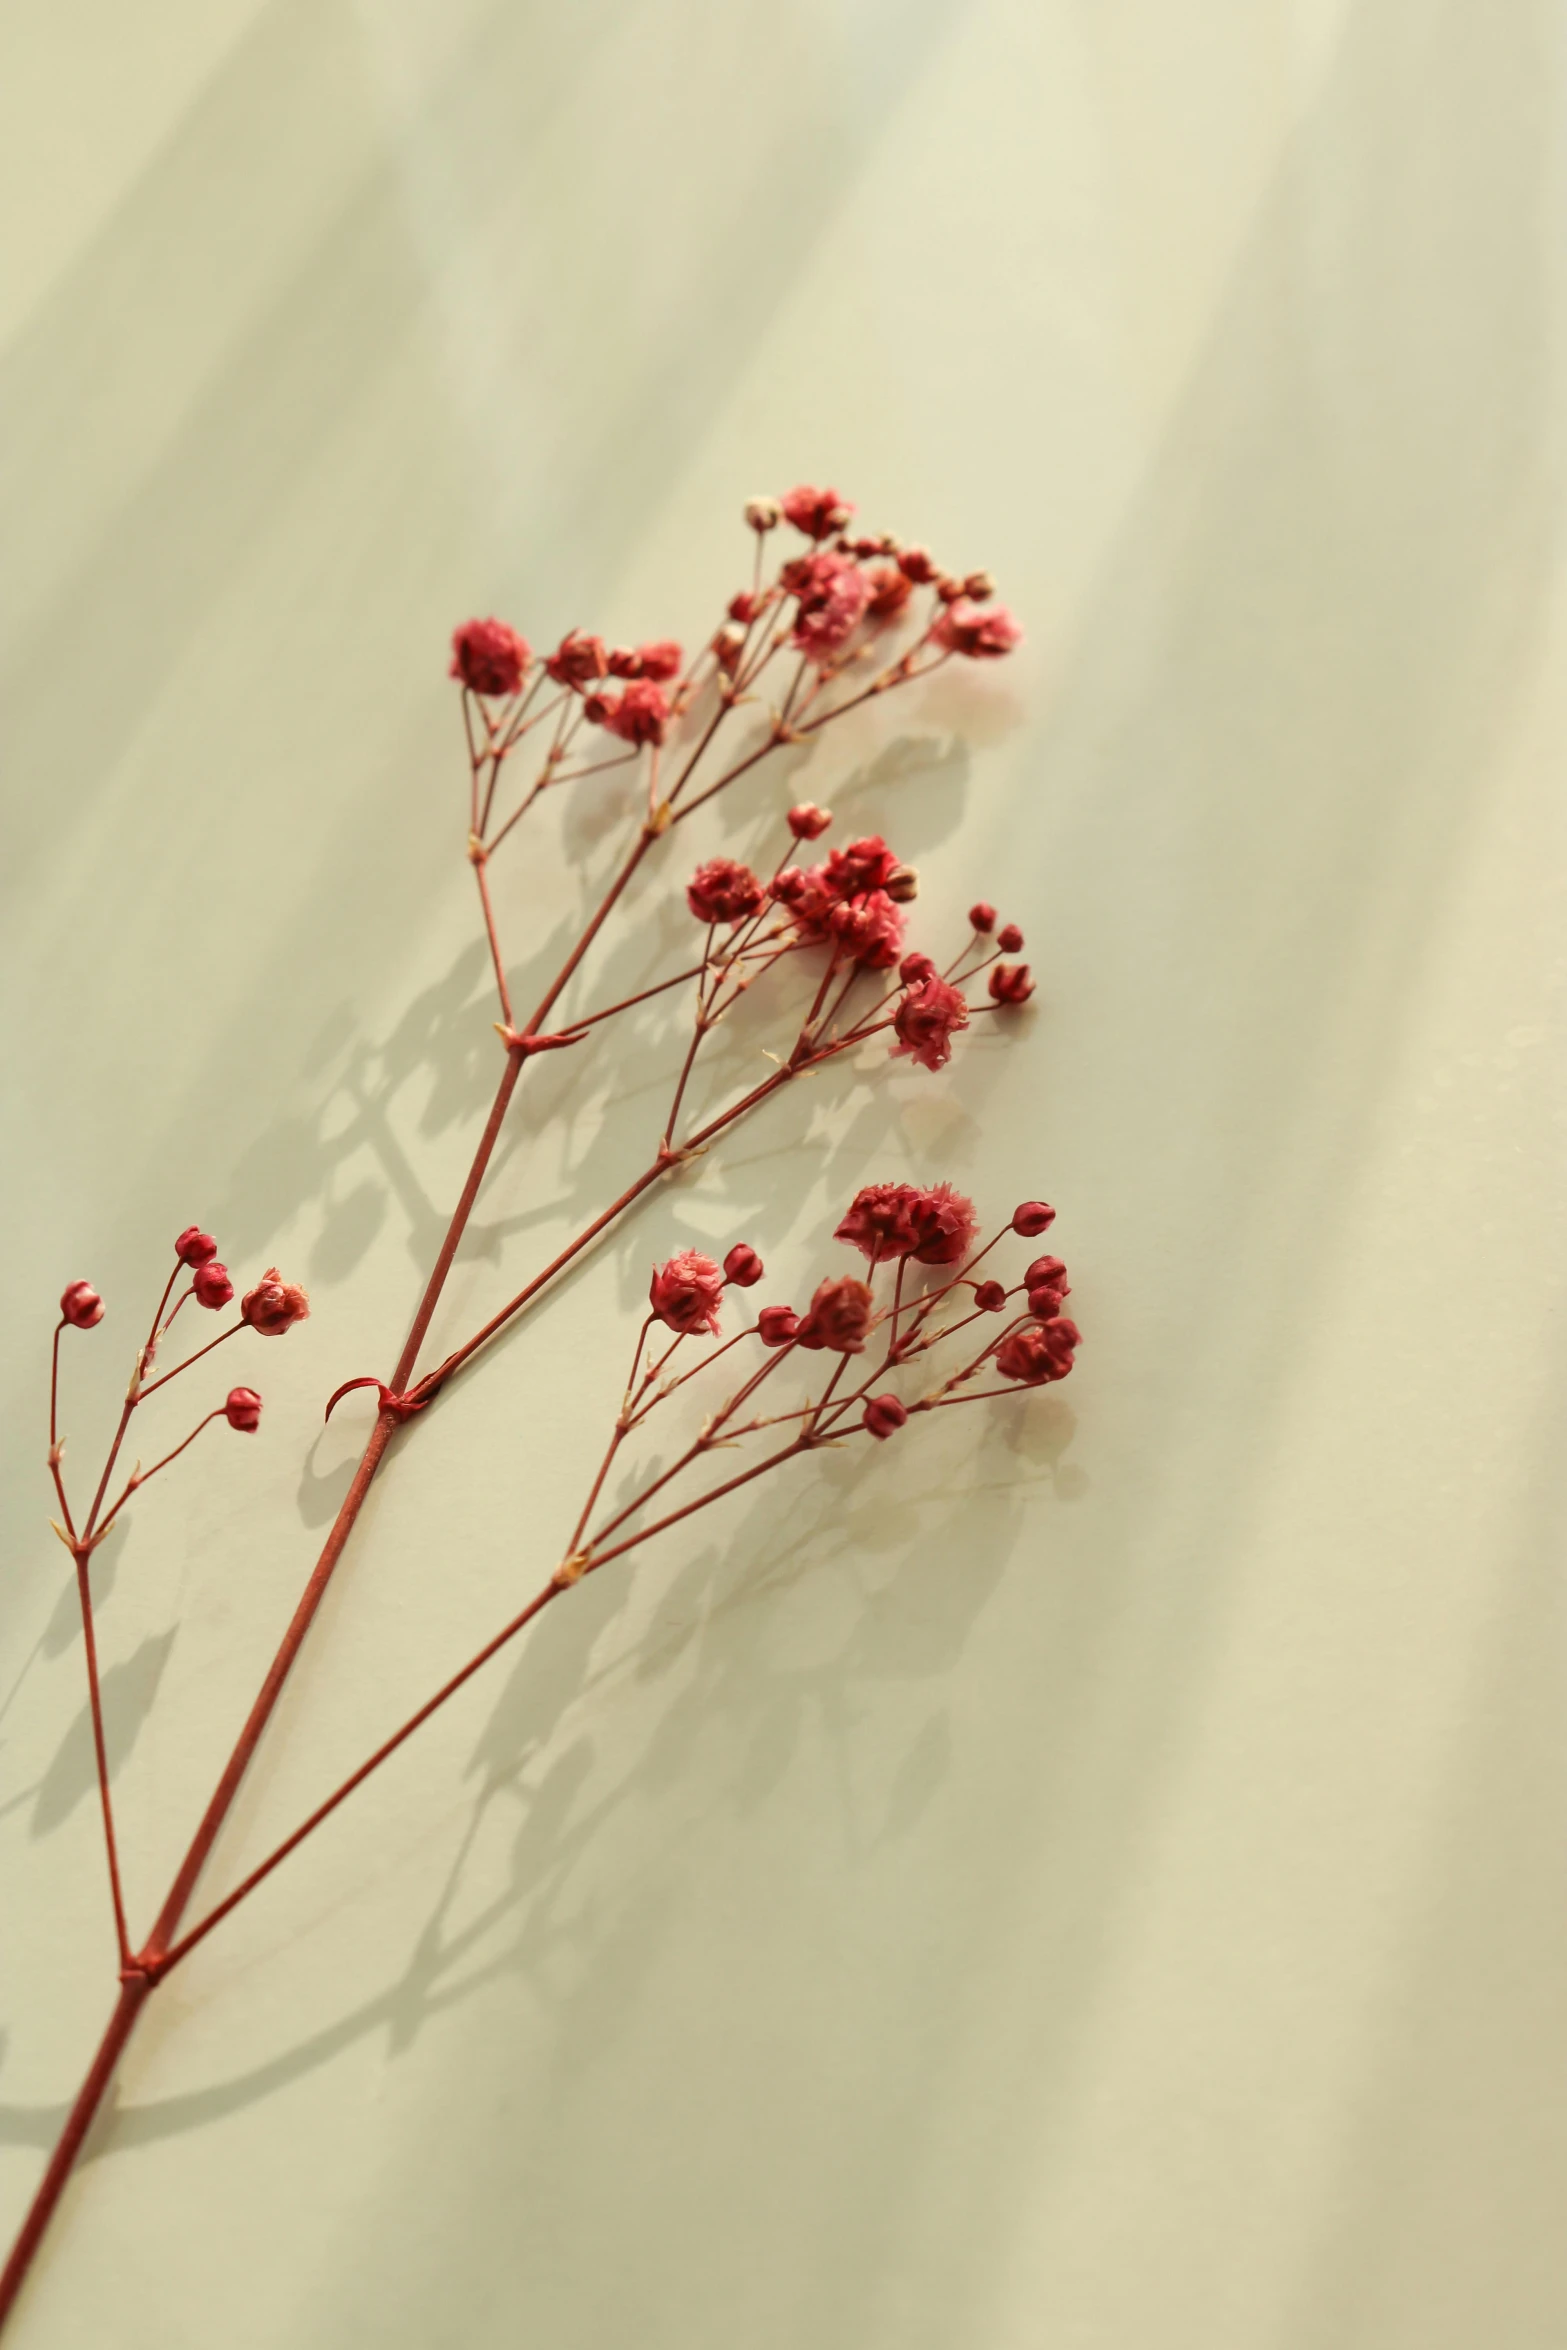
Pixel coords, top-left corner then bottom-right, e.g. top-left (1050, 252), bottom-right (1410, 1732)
top-left (996, 922), bottom-right (1024, 953)
top-left (649, 1251), bottom-right (723, 1336)
top-left (1012, 1202), bottom-right (1056, 1237)
top-left (728, 591), bottom-right (760, 622)
top-left (193, 1261), bottom-right (234, 1310)
top-left (963, 570), bottom-right (996, 602)
top-left (974, 1280), bottom-right (1008, 1312)
top-left (636, 639), bottom-right (683, 683)
top-left (606, 645), bottom-right (643, 678)
top-left (787, 802), bottom-right (833, 840)
top-left (898, 544), bottom-right (938, 584)
top-left (968, 902), bottom-right (996, 933)
top-left (863, 1393), bottom-right (908, 1440)
top-left (899, 952), bottom-right (937, 987)
top-left (224, 1386), bottom-right (262, 1432)
top-left (781, 484), bottom-right (855, 539)
top-left (175, 1226), bottom-right (218, 1267)
top-left (757, 1306), bottom-right (800, 1346)
top-left (724, 1244), bottom-right (764, 1287)
top-left (545, 630), bottom-right (609, 687)
top-left (936, 576), bottom-right (966, 603)
top-left (1027, 1284), bottom-right (1071, 1320)
top-left (1024, 1255), bottom-right (1068, 1292)
top-left (988, 962), bottom-right (1034, 1005)
top-left (995, 1317), bottom-right (1080, 1386)
top-left (449, 618), bottom-right (530, 698)
top-left (60, 1280), bottom-right (103, 1329)
top-left (744, 495), bottom-right (782, 532)
top-left (884, 862), bottom-right (920, 903)
top-left (241, 1268), bottom-right (310, 1337)
top-left (687, 858), bottom-right (765, 926)
top-left (797, 1276), bottom-right (874, 1354)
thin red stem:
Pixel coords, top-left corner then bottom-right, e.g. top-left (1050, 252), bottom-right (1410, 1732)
top-left (73, 1555), bottom-right (131, 1969)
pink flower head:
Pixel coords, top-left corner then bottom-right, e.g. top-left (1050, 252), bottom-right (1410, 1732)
top-left (241, 1268), bottom-right (310, 1337)
top-left (786, 550), bottom-right (871, 660)
top-left (781, 484), bottom-right (854, 539)
top-left (997, 922), bottom-right (1024, 953)
top-left (897, 544), bottom-right (938, 584)
top-left (723, 1243), bottom-right (764, 1287)
top-left (828, 889), bottom-right (903, 969)
top-left (995, 1317), bottom-right (1080, 1386)
top-left (787, 802), bottom-right (833, 840)
top-left (866, 564), bottom-right (913, 623)
top-left (797, 1275), bottom-right (874, 1353)
top-left (601, 680), bottom-right (670, 747)
top-left (687, 857), bottom-right (765, 926)
top-left (892, 975), bottom-right (969, 1072)
top-left (175, 1226), bottom-right (218, 1267)
top-left (835, 1182), bottom-right (923, 1262)
top-left (224, 1386), bottom-right (262, 1433)
top-left (546, 630), bottom-right (609, 687)
top-left (841, 1184), bottom-right (925, 1259)
top-left (863, 1393), bottom-right (909, 1440)
top-left (636, 639), bottom-right (683, 683)
top-left (823, 835), bottom-right (897, 898)
top-left (60, 1280), bottom-right (103, 1329)
top-left (649, 1250), bottom-right (724, 1336)
top-left (934, 600), bottom-right (1022, 659)
top-left (450, 618), bottom-right (531, 698)
top-left (757, 1305), bottom-right (800, 1346)
top-left (968, 902), bottom-right (996, 934)
top-left (974, 1280), bottom-right (1008, 1313)
top-left (907, 1182), bottom-right (978, 1265)
top-left (769, 865), bottom-right (836, 940)
top-left (989, 962), bottom-right (1034, 1005)
top-left (193, 1261), bottom-right (234, 1311)
top-left (1012, 1202), bottom-right (1056, 1237)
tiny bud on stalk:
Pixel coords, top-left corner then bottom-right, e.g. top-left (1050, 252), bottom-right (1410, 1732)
top-left (1012, 1202), bottom-right (1056, 1238)
top-left (723, 1244), bottom-right (764, 1288)
top-left (193, 1262), bottom-right (234, 1311)
top-left (60, 1281), bottom-right (104, 1329)
top-left (864, 1394), bottom-right (908, 1440)
top-left (224, 1387), bottom-right (262, 1433)
top-left (175, 1226), bottom-right (218, 1267)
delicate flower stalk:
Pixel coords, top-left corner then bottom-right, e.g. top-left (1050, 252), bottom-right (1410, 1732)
top-left (3, 489), bottom-right (1042, 2330)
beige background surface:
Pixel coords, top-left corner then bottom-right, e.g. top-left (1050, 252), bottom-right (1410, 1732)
top-left (4, 2), bottom-right (1567, 2343)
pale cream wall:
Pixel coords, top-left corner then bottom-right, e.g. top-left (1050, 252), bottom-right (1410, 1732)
top-left (2, 3), bottom-right (1566, 2345)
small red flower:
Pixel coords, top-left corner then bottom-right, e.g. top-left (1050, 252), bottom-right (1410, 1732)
top-left (606, 646), bottom-right (642, 678)
top-left (823, 836), bottom-right (897, 897)
top-left (1012, 1202), bottom-right (1056, 1238)
top-left (450, 618), bottom-right (531, 698)
top-left (933, 600), bottom-right (1022, 658)
top-left (600, 680), bottom-right (670, 746)
top-left (241, 1269), bottom-right (310, 1337)
top-left (1024, 1256), bottom-right (1070, 1320)
top-left (866, 564), bottom-right (913, 622)
top-left (757, 1305), bottom-right (800, 1346)
top-left (723, 1244), bottom-right (764, 1287)
top-left (224, 1386), bottom-right (262, 1433)
top-left (636, 639), bottom-right (683, 683)
top-left (907, 1183), bottom-right (978, 1265)
top-left (781, 484), bottom-right (854, 538)
top-left (545, 630), bottom-right (608, 686)
top-left (892, 975), bottom-right (969, 1073)
top-left (996, 922), bottom-right (1024, 953)
top-left (828, 890), bottom-right (903, 969)
top-left (175, 1226), bottom-right (218, 1267)
top-left (897, 545), bottom-right (938, 584)
top-left (968, 902), bottom-right (996, 933)
top-left (797, 1276), bottom-right (874, 1353)
top-left (974, 1280), bottom-right (1008, 1312)
top-left (835, 1183), bottom-right (923, 1262)
top-left (899, 951), bottom-right (936, 987)
top-left (729, 591), bottom-right (762, 622)
top-left (193, 1261), bottom-right (234, 1311)
top-left (787, 802), bottom-right (833, 840)
top-left (687, 858), bottom-right (765, 926)
top-left (649, 1250), bottom-right (724, 1336)
top-left (787, 551), bottom-right (870, 659)
top-left (989, 962), bottom-right (1034, 1005)
top-left (60, 1281), bottom-right (103, 1329)
top-left (995, 1318), bottom-right (1080, 1385)
top-left (863, 1393), bottom-right (908, 1440)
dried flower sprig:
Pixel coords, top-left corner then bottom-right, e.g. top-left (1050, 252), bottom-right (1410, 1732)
top-left (3, 487), bottom-right (1044, 2328)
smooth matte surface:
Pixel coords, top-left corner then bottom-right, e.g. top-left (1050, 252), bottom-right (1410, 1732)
top-left (3, 2), bottom-right (1566, 2343)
